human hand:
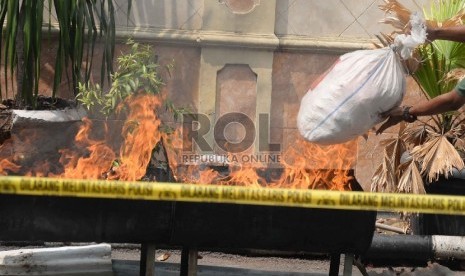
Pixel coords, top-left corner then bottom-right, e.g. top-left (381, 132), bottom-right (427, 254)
top-left (426, 26), bottom-right (437, 42)
top-left (376, 106), bottom-right (403, 135)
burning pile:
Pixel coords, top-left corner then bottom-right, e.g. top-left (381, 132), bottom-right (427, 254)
top-left (0, 93), bottom-right (357, 191)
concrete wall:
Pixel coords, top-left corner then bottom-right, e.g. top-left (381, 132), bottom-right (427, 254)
top-left (6, 0), bottom-right (433, 190)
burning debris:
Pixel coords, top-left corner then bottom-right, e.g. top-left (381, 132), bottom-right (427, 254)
top-left (0, 92), bottom-right (357, 191)
top-left (0, 40), bottom-right (357, 190)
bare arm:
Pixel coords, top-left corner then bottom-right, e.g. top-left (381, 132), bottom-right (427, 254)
top-left (410, 89), bottom-right (465, 115)
top-left (428, 26), bottom-right (465, 43)
top-left (376, 25), bottom-right (465, 134)
top-left (376, 90), bottom-right (465, 134)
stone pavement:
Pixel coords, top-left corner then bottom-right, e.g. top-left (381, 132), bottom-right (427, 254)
top-left (113, 260), bottom-right (335, 276)
top-left (112, 259), bottom-right (458, 276)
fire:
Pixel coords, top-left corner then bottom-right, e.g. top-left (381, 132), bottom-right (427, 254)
top-left (0, 159), bottom-right (20, 175)
top-left (166, 133), bottom-right (356, 191)
top-left (276, 139), bottom-right (356, 191)
top-left (220, 165), bottom-right (263, 188)
top-left (60, 94), bottom-right (163, 181)
top-left (109, 94), bottom-right (162, 181)
top-left (59, 118), bottom-right (116, 179)
top-left (0, 94), bottom-right (163, 181)
top-left (0, 93), bottom-right (357, 191)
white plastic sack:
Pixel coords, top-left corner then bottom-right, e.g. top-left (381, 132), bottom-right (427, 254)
top-left (297, 13), bottom-right (426, 145)
top-left (297, 47), bottom-right (405, 145)
top-left (394, 12), bottom-right (428, 59)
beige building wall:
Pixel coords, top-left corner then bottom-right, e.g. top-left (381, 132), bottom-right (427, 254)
top-left (14, 0), bottom-right (434, 190)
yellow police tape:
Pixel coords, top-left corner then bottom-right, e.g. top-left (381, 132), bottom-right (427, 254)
top-left (0, 176), bottom-right (465, 215)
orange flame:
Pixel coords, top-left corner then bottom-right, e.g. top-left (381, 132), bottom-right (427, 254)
top-left (110, 94), bottom-right (162, 181)
top-left (0, 159), bottom-right (20, 175)
top-left (164, 128), bottom-right (356, 190)
top-left (275, 139), bottom-right (356, 191)
top-left (0, 93), bottom-right (357, 191)
top-left (59, 117), bottom-right (116, 179)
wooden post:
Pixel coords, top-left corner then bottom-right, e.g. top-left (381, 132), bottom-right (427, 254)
top-left (329, 254), bottom-right (340, 276)
top-left (343, 254), bottom-right (354, 276)
top-left (140, 243), bottom-right (156, 276)
top-left (180, 247), bottom-right (198, 276)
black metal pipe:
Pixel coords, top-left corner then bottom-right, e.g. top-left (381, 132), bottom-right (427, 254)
top-left (364, 234), bottom-right (433, 265)
top-left (367, 234), bottom-right (433, 260)
top-left (0, 194), bottom-right (376, 254)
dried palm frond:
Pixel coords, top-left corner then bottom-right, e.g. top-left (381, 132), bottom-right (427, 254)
top-left (370, 165), bottom-right (383, 192)
top-left (374, 0), bottom-right (412, 48)
top-left (379, 0), bottom-right (414, 32)
top-left (453, 137), bottom-right (465, 151)
top-left (447, 121), bottom-right (465, 138)
top-left (443, 68), bottom-right (465, 83)
top-left (378, 0), bottom-right (465, 55)
top-left (448, 101), bottom-right (465, 132)
top-left (401, 125), bottom-right (431, 146)
top-left (410, 135), bottom-right (465, 182)
top-left (447, 123), bottom-right (465, 151)
top-left (397, 160), bottom-right (425, 194)
top-left (371, 155), bottom-right (398, 192)
top-left (371, 137), bottom-right (407, 192)
top-left (376, 0), bottom-right (427, 73)
top-left (379, 0), bottom-right (464, 31)
top-left (374, 33), bottom-right (395, 48)
top-left (380, 136), bottom-right (407, 168)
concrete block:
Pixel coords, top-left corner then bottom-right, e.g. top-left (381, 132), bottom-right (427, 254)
top-left (0, 243), bottom-right (113, 275)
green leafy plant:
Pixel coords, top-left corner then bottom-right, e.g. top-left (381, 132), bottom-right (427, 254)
top-left (77, 39), bottom-right (187, 179)
top-left (77, 39), bottom-right (186, 119)
top-left (0, 0), bottom-right (131, 109)
top-left (372, 0), bottom-right (465, 193)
